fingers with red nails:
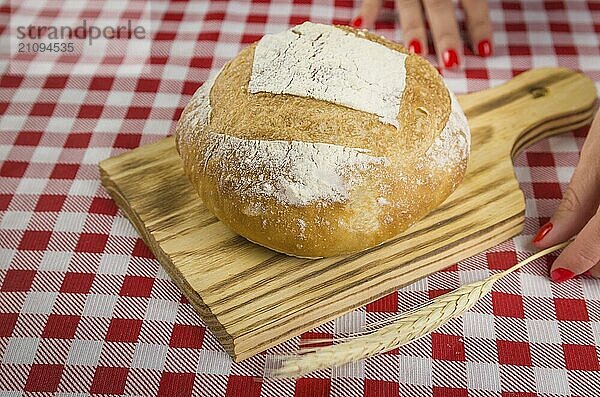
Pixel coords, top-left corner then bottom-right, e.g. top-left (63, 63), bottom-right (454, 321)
top-left (421, 0), bottom-right (463, 68)
top-left (353, 0), bottom-right (493, 67)
top-left (532, 112), bottom-right (600, 282)
top-left (395, 0), bottom-right (428, 55)
top-left (461, 0), bottom-right (493, 57)
top-left (351, 0), bottom-right (382, 30)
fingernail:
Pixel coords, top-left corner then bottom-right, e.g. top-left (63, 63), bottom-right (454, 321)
top-left (550, 268), bottom-right (575, 283)
top-left (533, 222), bottom-right (553, 243)
top-left (477, 39), bottom-right (492, 57)
top-left (350, 16), bottom-right (363, 28)
top-left (442, 49), bottom-right (459, 68)
top-left (408, 39), bottom-right (422, 55)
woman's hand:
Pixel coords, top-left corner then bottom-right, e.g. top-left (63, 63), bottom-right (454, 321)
top-left (533, 111), bottom-right (600, 282)
top-left (351, 0), bottom-right (493, 68)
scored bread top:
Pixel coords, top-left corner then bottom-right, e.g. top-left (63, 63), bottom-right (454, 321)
top-left (248, 22), bottom-right (408, 128)
top-left (177, 22), bottom-right (470, 207)
top-left (207, 22), bottom-right (452, 159)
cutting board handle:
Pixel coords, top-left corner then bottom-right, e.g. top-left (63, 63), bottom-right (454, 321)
top-left (458, 67), bottom-right (597, 158)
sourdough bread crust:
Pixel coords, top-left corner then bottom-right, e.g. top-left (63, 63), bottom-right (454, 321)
top-left (176, 22), bottom-right (470, 258)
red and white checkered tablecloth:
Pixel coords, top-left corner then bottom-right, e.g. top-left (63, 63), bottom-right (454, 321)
top-left (1, 0), bottom-right (599, 395)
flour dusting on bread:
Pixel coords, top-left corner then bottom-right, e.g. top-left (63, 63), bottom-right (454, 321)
top-left (177, 67), bottom-right (391, 207)
top-left (202, 133), bottom-right (389, 206)
top-left (248, 21), bottom-right (408, 128)
top-left (177, 69), bottom-right (220, 149)
top-left (424, 91), bottom-right (471, 171)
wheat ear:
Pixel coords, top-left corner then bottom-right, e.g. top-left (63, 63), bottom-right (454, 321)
top-left (267, 241), bottom-right (569, 378)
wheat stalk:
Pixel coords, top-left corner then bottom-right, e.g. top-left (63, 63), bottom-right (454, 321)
top-left (267, 241), bottom-right (569, 378)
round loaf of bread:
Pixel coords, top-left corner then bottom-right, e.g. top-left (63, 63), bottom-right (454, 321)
top-left (176, 22), bottom-right (471, 258)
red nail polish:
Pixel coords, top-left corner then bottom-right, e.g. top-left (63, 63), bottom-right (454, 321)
top-left (550, 268), bottom-right (575, 283)
top-left (477, 39), bottom-right (492, 57)
top-left (408, 39), bottom-right (422, 54)
top-left (533, 222), bottom-right (553, 243)
top-left (351, 16), bottom-right (363, 28)
top-left (443, 49), bottom-right (459, 68)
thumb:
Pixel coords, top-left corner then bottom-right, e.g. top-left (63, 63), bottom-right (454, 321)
top-left (532, 126), bottom-right (600, 249)
top-left (532, 172), bottom-right (599, 249)
top-left (549, 210), bottom-right (600, 281)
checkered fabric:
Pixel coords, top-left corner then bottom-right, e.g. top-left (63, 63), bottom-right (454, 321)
top-left (1, 0), bottom-right (600, 396)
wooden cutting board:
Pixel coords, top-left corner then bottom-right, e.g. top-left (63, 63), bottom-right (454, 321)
top-left (99, 67), bottom-right (596, 362)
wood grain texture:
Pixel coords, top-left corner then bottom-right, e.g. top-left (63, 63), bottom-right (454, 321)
top-left (99, 67), bottom-right (597, 362)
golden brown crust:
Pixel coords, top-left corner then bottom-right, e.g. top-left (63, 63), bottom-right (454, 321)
top-left (208, 27), bottom-right (450, 158)
top-left (176, 24), bottom-right (469, 258)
